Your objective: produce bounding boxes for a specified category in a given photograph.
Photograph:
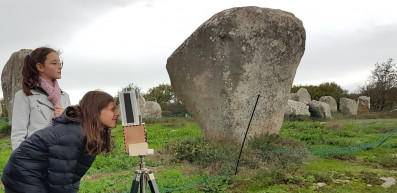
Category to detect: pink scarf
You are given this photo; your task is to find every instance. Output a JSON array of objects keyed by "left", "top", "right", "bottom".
[{"left": 39, "top": 76, "right": 61, "bottom": 106}]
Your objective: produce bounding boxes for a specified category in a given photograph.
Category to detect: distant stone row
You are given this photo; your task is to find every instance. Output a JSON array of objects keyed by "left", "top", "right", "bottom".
[{"left": 285, "top": 88, "right": 370, "bottom": 118}]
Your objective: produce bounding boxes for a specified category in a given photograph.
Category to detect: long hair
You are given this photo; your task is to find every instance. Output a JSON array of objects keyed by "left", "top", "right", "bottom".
[
  {"left": 68, "top": 91, "right": 115, "bottom": 155},
  {"left": 22, "top": 47, "right": 57, "bottom": 95}
]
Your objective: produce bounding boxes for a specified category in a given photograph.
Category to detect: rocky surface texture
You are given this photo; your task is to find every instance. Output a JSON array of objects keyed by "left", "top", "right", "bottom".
[{"left": 167, "top": 6, "right": 305, "bottom": 143}]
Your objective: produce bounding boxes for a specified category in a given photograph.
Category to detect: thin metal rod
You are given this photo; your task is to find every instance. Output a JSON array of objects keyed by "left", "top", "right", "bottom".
[{"left": 235, "top": 94, "right": 260, "bottom": 175}]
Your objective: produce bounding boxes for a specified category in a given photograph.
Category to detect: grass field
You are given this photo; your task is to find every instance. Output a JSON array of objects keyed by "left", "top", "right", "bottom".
[{"left": 0, "top": 115, "right": 396, "bottom": 192}]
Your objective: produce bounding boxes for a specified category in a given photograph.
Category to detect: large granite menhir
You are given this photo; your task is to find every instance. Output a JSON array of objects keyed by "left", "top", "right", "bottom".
[{"left": 166, "top": 7, "right": 305, "bottom": 143}]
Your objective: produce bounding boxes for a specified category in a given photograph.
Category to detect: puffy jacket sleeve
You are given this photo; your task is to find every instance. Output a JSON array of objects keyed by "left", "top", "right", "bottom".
[
  {"left": 72, "top": 154, "right": 96, "bottom": 192},
  {"left": 11, "top": 90, "right": 30, "bottom": 150}
]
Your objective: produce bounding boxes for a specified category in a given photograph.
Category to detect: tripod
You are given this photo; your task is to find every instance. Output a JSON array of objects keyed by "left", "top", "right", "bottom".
[{"left": 130, "top": 155, "right": 159, "bottom": 193}]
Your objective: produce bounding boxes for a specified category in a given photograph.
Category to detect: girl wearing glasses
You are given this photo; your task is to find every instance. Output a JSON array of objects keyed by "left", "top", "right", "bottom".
[
  {"left": 2, "top": 90, "right": 120, "bottom": 193},
  {"left": 11, "top": 47, "right": 71, "bottom": 150}
]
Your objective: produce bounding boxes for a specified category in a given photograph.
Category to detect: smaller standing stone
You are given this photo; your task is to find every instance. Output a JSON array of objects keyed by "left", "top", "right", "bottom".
[
  {"left": 290, "top": 88, "right": 311, "bottom": 104},
  {"left": 285, "top": 99, "right": 310, "bottom": 117},
  {"left": 357, "top": 96, "right": 370, "bottom": 112},
  {"left": 138, "top": 94, "right": 162, "bottom": 119},
  {"left": 308, "top": 100, "right": 331, "bottom": 118},
  {"left": 143, "top": 101, "right": 162, "bottom": 118},
  {"left": 319, "top": 96, "right": 337, "bottom": 112},
  {"left": 1, "top": 49, "right": 32, "bottom": 122},
  {"left": 339, "top": 98, "right": 357, "bottom": 115}
]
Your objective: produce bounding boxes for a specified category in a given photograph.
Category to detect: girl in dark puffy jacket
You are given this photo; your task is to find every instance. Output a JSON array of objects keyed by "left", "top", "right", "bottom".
[{"left": 2, "top": 90, "right": 120, "bottom": 193}]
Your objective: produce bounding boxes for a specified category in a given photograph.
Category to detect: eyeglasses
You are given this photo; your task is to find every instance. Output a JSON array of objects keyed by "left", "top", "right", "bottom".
[{"left": 47, "top": 61, "right": 64, "bottom": 67}]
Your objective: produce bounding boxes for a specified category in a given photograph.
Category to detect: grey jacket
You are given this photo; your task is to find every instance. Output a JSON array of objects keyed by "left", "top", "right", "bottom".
[{"left": 11, "top": 88, "right": 71, "bottom": 150}]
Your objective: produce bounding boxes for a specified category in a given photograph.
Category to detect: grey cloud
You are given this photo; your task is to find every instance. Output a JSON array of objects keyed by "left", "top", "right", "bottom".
[
  {"left": 0, "top": 0, "right": 140, "bottom": 65},
  {"left": 295, "top": 23, "right": 397, "bottom": 89}
]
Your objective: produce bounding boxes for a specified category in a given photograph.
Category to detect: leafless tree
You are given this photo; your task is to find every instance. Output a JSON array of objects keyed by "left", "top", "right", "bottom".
[{"left": 359, "top": 58, "right": 397, "bottom": 111}]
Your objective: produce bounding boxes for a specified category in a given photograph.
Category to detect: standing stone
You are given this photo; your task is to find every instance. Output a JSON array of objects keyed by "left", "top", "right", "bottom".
[
  {"left": 308, "top": 100, "right": 331, "bottom": 118},
  {"left": 138, "top": 93, "right": 146, "bottom": 110},
  {"left": 285, "top": 99, "right": 310, "bottom": 117},
  {"left": 339, "top": 98, "right": 357, "bottom": 115},
  {"left": 357, "top": 96, "right": 370, "bottom": 112},
  {"left": 166, "top": 7, "right": 305, "bottom": 143},
  {"left": 143, "top": 101, "right": 162, "bottom": 118},
  {"left": 1, "top": 49, "right": 31, "bottom": 122},
  {"left": 138, "top": 93, "right": 162, "bottom": 119},
  {"left": 290, "top": 88, "right": 311, "bottom": 104},
  {"left": 319, "top": 96, "right": 337, "bottom": 112}
]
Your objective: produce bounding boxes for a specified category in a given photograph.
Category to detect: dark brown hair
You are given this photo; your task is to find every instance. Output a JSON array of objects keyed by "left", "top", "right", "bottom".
[
  {"left": 22, "top": 47, "right": 57, "bottom": 95},
  {"left": 68, "top": 90, "right": 115, "bottom": 155}
]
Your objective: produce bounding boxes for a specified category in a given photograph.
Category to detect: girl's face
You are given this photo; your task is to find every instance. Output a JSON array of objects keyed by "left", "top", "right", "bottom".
[
  {"left": 99, "top": 101, "right": 120, "bottom": 128},
  {"left": 36, "top": 51, "right": 63, "bottom": 81}
]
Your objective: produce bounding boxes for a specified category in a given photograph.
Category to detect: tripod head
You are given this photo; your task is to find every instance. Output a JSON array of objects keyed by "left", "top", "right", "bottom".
[{"left": 138, "top": 155, "right": 146, "bottom": 170}]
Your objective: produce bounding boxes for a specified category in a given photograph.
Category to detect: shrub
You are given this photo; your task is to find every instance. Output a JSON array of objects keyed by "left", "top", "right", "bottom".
[
  {"left": 363, "top": 154, "right": 397, "bottom": 169},
  {"left": 0, "top": 118, "right": 11, "bottom": 137},
  {"left": 358, "top": 170, "right": 384, "bottom": 185},
  {"left": 255, "top": 170, "right": 287, "bottom": 187},
  {"left": 379, "top": 155, "right": 397, "bottom": 168},
  {"left": 329, "top": 153, "right": 357, "bottom": 161},
  {"left": 164, "top": 137, "right": 238, "bottom": 175},
  {"left": 247, "top": 133, "right": 308, "bottom": 169},
  {"left": 161, "top": 110, "right": 172, "bottom": 117}
]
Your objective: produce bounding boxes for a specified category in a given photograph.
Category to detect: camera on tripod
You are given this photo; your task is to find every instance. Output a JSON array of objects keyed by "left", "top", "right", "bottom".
[
  {"left": 119, "top": 90, "right": 159, "bottom": 193},
  {"left": 119, "top": 90, "right": 153, "bottom": 156}
]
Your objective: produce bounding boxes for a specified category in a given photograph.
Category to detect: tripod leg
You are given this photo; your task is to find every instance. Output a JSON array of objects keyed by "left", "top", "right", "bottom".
[
  {"left": 147, "top": 173, "right": 160, "bottom": 193},
  {"left": 140, "top": 172, "right": 147, "bottom": 193},
  {"left": 131, "top": 173, "right": 141, "bottom": 193}
]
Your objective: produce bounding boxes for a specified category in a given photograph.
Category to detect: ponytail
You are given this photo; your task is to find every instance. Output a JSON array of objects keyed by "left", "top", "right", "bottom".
[
  {"left": 22, "top": 54, "right": 39, "bottom": 95},
  {"left": 66, "top": 106, "right": 83, "bottom": 122}
]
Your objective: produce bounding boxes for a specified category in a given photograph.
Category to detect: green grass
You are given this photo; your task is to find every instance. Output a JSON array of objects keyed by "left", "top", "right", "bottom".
[{"left": 0, "top": 116, "right": 396, "bottom": 192}]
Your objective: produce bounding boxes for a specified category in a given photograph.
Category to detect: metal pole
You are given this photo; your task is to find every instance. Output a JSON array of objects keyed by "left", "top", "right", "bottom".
[{"left": 235, "top": 94, "right": 260, "bottom": 175}]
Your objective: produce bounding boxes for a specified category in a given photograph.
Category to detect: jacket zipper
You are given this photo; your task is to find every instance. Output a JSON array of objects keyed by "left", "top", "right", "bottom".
[{"left": 36, "top": 105, "right": 47, "bottom": 121}]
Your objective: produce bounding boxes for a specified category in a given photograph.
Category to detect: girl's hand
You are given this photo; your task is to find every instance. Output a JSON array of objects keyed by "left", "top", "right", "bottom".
[{"left": 54, "top": 105, "right": 65, "bottom": 116}]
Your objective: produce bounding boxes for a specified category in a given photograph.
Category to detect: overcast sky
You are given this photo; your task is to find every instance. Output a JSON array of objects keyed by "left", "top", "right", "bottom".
[{"left": 1, "top": 0, "right": 396, "bottom": 105}]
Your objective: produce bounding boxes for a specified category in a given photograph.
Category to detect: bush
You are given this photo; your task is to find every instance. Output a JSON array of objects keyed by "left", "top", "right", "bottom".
[
  {"left": 162, "top": 102, "right": 188, "bottom": 115},
  {"left": 164, "top": 137, "right": 238, "bottom": 175},
  {"left": 329, "top": 153, "right": 357, "bottom": 161},
  {"left": 0, "top": 118, "right": 10, "bottom": 137},
  {"left": 363, "top": 154, "right": 397, "bottom": 169},
  {"left": 247, "top": 133, "right": 308, "bottom": 169},
  {"left": 161, "top": 110, "right": 172, "bottom": 117},
  {"left": 358, "top": 170, "right": 384, "bottom": 185}
]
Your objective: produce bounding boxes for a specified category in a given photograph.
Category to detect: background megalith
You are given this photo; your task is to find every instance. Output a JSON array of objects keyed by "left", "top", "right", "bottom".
[
  {"left": 357, "top": 96, "right": 370, "bottom": 112},
  {"left": 339, "top": 98, "right": 357, "bottom": 115},
  {"left": 289, "top": 88, "right": 311, "bottom": 104},
  {"left": 319, "top": 96, "right": 338, "bottom": 113},
  {"left": 166, "top": 6, "right": 305, "bottom": 143},
  {"left": 1, "top": 49, "right": 31, "bottom": 122}
]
